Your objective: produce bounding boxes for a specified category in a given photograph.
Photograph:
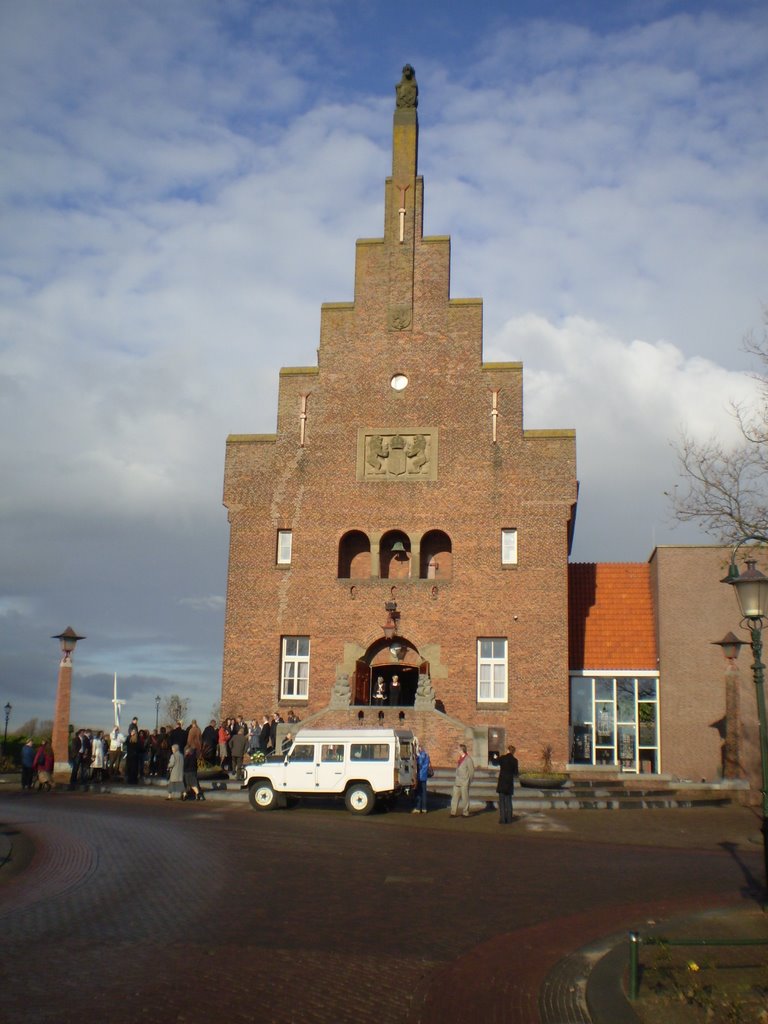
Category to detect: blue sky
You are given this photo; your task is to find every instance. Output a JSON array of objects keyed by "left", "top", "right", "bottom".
[{"left": 1, "top": 0, "right": 766, "bottom": 731}]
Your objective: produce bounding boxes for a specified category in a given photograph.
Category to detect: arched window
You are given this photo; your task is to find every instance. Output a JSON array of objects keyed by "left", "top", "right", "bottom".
[
  {"left": 338, "top": 531, "right": 371, "bottom": 579},
  {"left": 420, "top": 530, "right": 452, "bottom": 579},
  {"left": 379, "top": 530, "right": 411, "bottom": 579}
]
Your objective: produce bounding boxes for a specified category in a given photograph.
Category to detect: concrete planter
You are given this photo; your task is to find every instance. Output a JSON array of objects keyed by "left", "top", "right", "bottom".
[{"left": 519, "top": 773, "right": 568, "bottom": 790}]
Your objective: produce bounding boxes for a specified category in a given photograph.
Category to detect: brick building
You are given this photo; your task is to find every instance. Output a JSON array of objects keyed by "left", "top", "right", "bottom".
[
  {"left": 222, "top": 69, "right": 577, "bottom": 768},
  {"left": 221, "top": 69, "right": 763, "bottom": 788},
  {"left": 568, "top": 547, "right": 762, "bottom": 791}
]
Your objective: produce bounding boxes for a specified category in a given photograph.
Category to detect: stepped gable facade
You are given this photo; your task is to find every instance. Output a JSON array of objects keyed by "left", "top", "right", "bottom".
[{"left": 221, "top": 66, "right": 577, "bottom": 767}]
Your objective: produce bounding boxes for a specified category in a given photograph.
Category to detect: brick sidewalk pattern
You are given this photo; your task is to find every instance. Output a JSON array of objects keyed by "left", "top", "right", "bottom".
[{"left": 1, "top": 792, "right": 764, "bottom": 1024}]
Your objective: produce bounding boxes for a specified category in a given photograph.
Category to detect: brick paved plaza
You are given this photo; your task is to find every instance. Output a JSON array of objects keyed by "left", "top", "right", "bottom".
[{"left": 0, "top": 791, "right": 764, "bottom": 1024}]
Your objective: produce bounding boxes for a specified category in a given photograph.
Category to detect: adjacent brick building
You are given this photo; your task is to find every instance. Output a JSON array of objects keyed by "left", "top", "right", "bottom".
[{"left": 567, "top": 547, "right": 762, "bottom": 791}]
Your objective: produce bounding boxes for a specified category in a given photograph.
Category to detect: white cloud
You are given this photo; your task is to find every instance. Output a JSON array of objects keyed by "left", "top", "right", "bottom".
[
  {"left": 489, "top": 313, "right": 761, "bottom": 559},
  {"left": 0, "top": 597, "right": 34, "bottom": 618},
  {"left": 179, "top": 595, "right": 226, "bottom": 612}
]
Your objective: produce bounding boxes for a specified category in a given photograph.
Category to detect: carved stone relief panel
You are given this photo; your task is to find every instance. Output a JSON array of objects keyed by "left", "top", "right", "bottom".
[
  {"left": 387, "top": 303, "right": 412, "bottom": 331},
  {"left": 357, "top": 428, "right": 438, "bottom": 482}
]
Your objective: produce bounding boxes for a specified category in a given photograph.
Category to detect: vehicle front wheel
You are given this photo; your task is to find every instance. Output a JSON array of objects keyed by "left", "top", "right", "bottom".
[
  {"left": 248, "top": 780, "right": 277, "bottom": 811},
  {"left": 345, "top": 783, "right": 374, "bottom": 815}
]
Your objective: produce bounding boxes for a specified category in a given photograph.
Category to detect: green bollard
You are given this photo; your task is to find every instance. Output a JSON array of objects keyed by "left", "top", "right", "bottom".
[{"left": 629, "top": 931, "right": 640, "bottom": 1000}]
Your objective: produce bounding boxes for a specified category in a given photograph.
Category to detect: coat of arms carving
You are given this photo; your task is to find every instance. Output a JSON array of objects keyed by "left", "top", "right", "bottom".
[{"left": 358, "top": 429, "right": 437, "bottom": 481}]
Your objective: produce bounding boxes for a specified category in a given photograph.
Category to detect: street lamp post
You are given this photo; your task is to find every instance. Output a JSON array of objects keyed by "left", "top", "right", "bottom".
[
  {"left": 155, "top": 695, "right": 161, "bottom": 731},
  {"left": 2, "top": 702, "right": 11, "bottom": 754},
  {"left": 722, "top": 537, "right": 768, "bottom": 893},
  {"left": 51, "top": 627, "right": 86, "bottom": 778}
]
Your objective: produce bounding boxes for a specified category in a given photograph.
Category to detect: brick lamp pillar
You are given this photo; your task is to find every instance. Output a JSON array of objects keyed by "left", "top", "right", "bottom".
[
  {"left": 712, "top": 631, "right": 746, "bottom": 779},
  {"left": 51, "top": 627, "right": 86, "bottom": 778}
]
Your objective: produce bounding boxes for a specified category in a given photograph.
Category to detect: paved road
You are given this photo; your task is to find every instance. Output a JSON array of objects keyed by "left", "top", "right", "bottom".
[{"left": 0, "top": 792, "right": 763, "bottom": 1024}]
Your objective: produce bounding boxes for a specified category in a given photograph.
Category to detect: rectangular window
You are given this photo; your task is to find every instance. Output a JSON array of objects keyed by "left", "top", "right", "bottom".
[
  {"left": 477, "top": 638, "right": 508, "bottom": 702},
  {"left": 351, "top": 743, "right": 390, "bottom": 762},
  {"left": 281, "top": 636, "right": 309, "bottom": 699},
  {"left": 321, "top": 744, "right": 345, "bottom": 762},
  {"left": 277, "top": 530, "right": 293, "bottom": 565},
  {"left": 288, "top": 743, "right": 314, "bottom": 762},
  {"left": 501, "top": 528, "right": 518, "bottom": 565}
]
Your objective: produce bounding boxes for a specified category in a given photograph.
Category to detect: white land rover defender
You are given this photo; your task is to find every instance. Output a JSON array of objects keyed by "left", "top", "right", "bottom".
[{"left": 241, "top": 728, "right": 416, "bottom": 815}]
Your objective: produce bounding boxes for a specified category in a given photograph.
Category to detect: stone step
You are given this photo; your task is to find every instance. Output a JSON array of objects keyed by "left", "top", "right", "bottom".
[
  {"left": 428, "top": 790, "right": 733, "bottom": 811},
  {"left": 426, "top": 769, "right": 740, "bottom": 810}
]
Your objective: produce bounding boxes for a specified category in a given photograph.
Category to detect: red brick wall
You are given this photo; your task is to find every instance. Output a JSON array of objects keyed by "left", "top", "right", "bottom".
[{"left": 650, "top": 545, "right": 761, "bottom": 789}]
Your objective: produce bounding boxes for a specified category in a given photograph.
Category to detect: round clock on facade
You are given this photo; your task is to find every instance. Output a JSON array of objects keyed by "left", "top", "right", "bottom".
[{"left": 390, "top": 374, "right": 409, "bottom": 391}]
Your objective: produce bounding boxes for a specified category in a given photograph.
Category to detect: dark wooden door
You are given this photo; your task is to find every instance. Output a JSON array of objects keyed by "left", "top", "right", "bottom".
[{"left": 353, "top": 659, "right": 370, "bottom": 705}]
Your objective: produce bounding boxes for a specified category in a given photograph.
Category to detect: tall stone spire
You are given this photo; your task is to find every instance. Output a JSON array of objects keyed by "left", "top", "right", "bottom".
[{"left": 385, "top": 64, "right": 422, "bottom": 331}]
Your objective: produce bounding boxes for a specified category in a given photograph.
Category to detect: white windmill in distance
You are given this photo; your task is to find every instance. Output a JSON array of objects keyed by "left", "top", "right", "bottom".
[{"left": 112, "top": 673, "right": 126, "bottom": 729}]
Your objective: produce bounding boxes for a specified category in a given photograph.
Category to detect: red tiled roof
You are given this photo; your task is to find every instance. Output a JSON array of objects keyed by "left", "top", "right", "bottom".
[{"left": 568, "top": 563, "right": 657, "bottom": 670}]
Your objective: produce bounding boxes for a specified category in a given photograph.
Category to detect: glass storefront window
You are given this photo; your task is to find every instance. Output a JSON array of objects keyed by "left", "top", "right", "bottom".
[
  {"left": 618, "top": 725, "right": 636, "bottom": 765},
  {"left": 638, "top": 703, "right": 657, "bottom": 746},
  {"left": 570, "top": 677, "right": 593, "bottom": 764},
  {"left": 638, "top": 678, "right": 657, "bottom": 700},
  {"left": 617, "top": 679, "right": 635, "bottom": 722},
  {"left": 570, "top": 677, "right": 592, "bottom": 725},
  {"left": 569, "top": 674, "right": 659, "bottom": 773},
  {"left": 595, "top": 701, "right": 614, "bottom": 741},
  {"left": 595, "top": 678, "right": 613, "bottom": 700}
]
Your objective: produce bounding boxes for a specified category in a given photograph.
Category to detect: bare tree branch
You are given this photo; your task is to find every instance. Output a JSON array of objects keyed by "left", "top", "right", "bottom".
[{"left": 670, "top": 312, "right": 768, "bottom": 543}]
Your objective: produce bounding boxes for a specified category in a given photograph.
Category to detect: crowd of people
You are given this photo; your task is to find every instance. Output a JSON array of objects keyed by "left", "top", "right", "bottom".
[
  {"left": 18, "top": 708, "right": 302, "bottom": 793},
  {"left": 19, "top": 714, "right": 515, "bottom": 822}
]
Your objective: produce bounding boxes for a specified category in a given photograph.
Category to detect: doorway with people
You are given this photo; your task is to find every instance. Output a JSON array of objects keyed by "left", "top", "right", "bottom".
[{"left": 352, "top": 640, "right": 426, "bottom": 708}]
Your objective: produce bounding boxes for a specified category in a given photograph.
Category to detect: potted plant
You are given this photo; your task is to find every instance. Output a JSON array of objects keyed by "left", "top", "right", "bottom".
[{"left": 519, "top": 743, "right": 569, "bottom": 789}]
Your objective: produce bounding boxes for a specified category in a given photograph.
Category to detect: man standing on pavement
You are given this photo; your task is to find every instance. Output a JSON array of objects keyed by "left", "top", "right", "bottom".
[
  {"left": 168, "top": 719, "right": 188, "bottom": 753},
  {"left": 256, "top": 715, "right": 269, "bottom": 753},
  {"left": 450, "top": 742, "right": 475, "bottom": 817},
  {"left": 229, "top": 726, "right": 248, "bottom": 775},
  {"left": 21, "top": 739, "right": 36, "bottom": 790},
  {"left": 201, "top": 720, "right": 218, "bottom": 764},
  {"left": 496, "top": 744, "right": 518, "bottom": 824},
  {"left": 69, "top": 728, "right": 92, "bottom": 790}
]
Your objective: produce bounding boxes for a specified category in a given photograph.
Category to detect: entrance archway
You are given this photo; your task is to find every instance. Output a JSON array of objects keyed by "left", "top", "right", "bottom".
[{"left": 352, "top": 637, "right": 426, "bottom": 708}]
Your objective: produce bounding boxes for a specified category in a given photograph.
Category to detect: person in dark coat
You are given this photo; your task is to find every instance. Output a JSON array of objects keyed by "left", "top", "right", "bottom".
[
  {"left": 168, "top": 720, "right": 188, "bottom": 753},
  {"left": 496, "top": 744, "right": 519, "bottom": 824},
  {"left": 201, "top": 720, "right": 218, "bottom": 765},
  {"left": 259, "top": 715, "right": 271, "bottom": 753},
  {"left": 268, "top": 713, "right": 282, "bottom": 752},
  {"left": 124, "top": 729, "right": 144, "bottom": 785},
  {"left": 389, "top": 674, "right": 401, "bottom": 706},
  {"left": 69, "top": 729, "right": 92, "bottom": 790},
  {"left": 182, "top": 744, "right": 204, "bottom": 801},
  {"left": 21, "top": 739, "right": 36, "bottom": 790}
]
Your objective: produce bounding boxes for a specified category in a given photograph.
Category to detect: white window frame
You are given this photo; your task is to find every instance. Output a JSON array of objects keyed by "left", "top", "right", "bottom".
[
  {"left": 477, "top": 637, "right": 508, "bottom": 703},
  {"left": 277, "top": 529, "right": 293, "bottom": 565},
  {"left": 501, "top": 528, "right": 518, "bottom": 565},
  {"left": 569, "top": 671, "right": 661, "bottom": 773},
  {"left": 281, "top": 636, "right": 309, "bottom": 699}
]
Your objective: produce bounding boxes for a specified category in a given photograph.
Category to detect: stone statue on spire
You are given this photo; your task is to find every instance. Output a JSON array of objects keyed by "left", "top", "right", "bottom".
[{"left": 395, "top": 64, "right": 418, "bottom": 109}]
